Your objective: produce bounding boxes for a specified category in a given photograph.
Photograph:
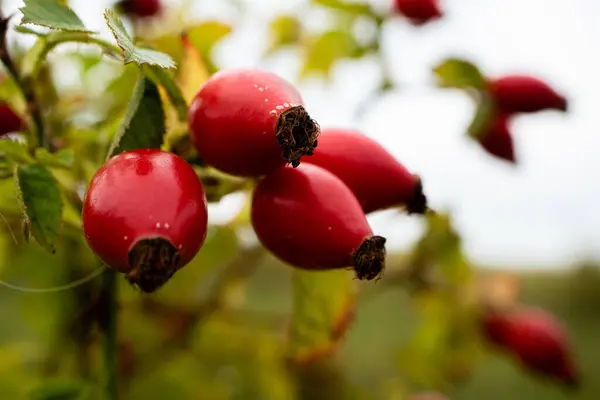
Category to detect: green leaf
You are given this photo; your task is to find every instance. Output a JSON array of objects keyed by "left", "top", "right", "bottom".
[
  {"left": 267, "top": 15, "right": 302, "bottom": 54},
  {"left": 107, "top": 77, "right": 166, "bottom": 159},
  {"left": 301, "top": 31, "right": 358, "bottom": 78},
  {"left": 15, "top": 163, "right": 63, "bottom": 253},
  {"left": 34, "top": 148, "right": 74, "bottom": 169},
  {"left": 288, "top": 269, "right": 358, "bottom": 364},
  {"left": 433, "top": 58, "right": 487, "bottom": 90},
  {"left": 143, "top": 66, "right": 187, "bottom": 121},
  {"left": 19, "top": 0, "right": 90, "bottom": 32},
  {"left": 186, "top": 21, "right": 232, "bottom": 57},
  {"left": 312, "top": 0, "right": 371, "bottom": 15},
  {"left": 0, "top": 139, "right": 35, "bottom": 164},
  {"left": 104, "top": 9, "right": 175, "bottom": 69}
]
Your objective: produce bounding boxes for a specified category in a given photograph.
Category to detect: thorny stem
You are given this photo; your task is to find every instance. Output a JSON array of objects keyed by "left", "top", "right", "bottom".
[{"left": 0, "top": 15, "right": 47, "bottom": 150}]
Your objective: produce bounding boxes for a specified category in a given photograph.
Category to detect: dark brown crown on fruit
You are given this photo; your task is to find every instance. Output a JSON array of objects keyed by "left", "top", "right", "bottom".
[
  {"left": 406, "top": 176, "right": 430, "bottom": 215},
  {"left": 127, "top": 237, "right": 181, "bottom": 293},
  {"left": 276, "top": 105, "right": 320, "bottom": 168},
  {"left": 352, "top": 235, "right": 387, "bottom": 281}
]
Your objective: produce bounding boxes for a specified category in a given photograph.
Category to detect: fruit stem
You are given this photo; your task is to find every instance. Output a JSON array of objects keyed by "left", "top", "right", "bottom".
[
  {"left": 276, "top": 105, "right": 320, "bottom": 168},
  {"left": 100, "top": 268, "right": 119, "bottom": 400},
  {"left": 352, "top": 235, "right": 387, "bottom": 281}
]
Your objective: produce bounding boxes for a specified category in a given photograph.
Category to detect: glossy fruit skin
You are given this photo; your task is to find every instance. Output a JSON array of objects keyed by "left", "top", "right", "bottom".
[
  {"left": 394, "top": 0, "right": 443, "bottom": 25},
  {"left": 482, "top": 308, "right": 578, "bottom": 387},
  {"left": 188, "top": 68, "right": 307, "bottom": 177},
  {"left": 0, "top": 103, "right": 23, "bottom": 136},
  {"left": 478, "top": 114, "right": 516, "bottom": 163},
  {"left": 118, "top": 0, "right": 161, "bottom": 18},
  {"left": 490, "top": 75, "right": 567, "bottom": 114},
  {"left": 251, "top": 163, "right": 379, "bottom": 272},
  {"left": 82, "top": 149, "right": 208, "bottom": 274},
  {"left": 303, "top": 128, "right": 425, "bottom": 214}
]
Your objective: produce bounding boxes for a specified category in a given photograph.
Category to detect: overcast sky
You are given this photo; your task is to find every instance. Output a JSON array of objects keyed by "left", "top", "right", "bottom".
[{"left": 3, "top": 0, "right": 600, "bottom": 269}]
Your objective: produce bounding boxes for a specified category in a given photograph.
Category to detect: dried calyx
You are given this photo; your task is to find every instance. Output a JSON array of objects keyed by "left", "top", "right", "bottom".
[
  {"left": 127, "top": 237, "right": 181, "bottom": 293},
  {"left": 406, "top": 176, "right": 430, "bottom": 215},
  {"left": 276, "top": 105, "right": 320, "bottom": 168},
  {"left": 352, "top": 235, "right": 387, "bottom": 281}
]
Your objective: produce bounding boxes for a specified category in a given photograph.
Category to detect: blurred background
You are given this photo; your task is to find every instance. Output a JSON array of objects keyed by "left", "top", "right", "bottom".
[{"left": 1, "top": 0, "right": 600, "bottom": 399}]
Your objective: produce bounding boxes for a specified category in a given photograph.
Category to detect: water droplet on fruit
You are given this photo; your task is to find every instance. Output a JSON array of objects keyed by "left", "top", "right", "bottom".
[
  {"left": 275, "top": 105, "right": 283, "bottom": 110},
  {"left": 124, "top": 236, "right": 128, "bottom": 240},
  {"left": 264, "top": 99, "right": 268, "bottom": 102},
  {"left": 164, "top": 223, "right": 170, "bottom": 229},
  {"left": 156, "top": 222, "right": 161, "bottom": 228},
  {"left": 258, "top": 87, "right": 264, "bottom": 92},
  {"left": 178, "top": 244, "right": 183, "bottom": 250},
  {"left": 283, "top": 103, "right": 289, "bottom": 107}
]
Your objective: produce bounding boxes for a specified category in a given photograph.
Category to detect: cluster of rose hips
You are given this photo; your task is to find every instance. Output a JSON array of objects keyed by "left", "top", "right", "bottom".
[
  {"left": 82, "top": 68, "right": 429, "bottom": 293},
  {"left": 477, "top": 76, "right": 567, "bottom": 163}
]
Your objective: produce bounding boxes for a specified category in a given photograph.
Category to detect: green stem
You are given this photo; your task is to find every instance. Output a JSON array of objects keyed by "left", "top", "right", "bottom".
[{"left": 100, "top": 268, "right": 119, "bottom": 400}]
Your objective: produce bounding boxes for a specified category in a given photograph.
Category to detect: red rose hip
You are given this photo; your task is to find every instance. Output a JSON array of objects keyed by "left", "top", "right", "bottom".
[
  {"left": 251, "top": 163, "right": 387, "bottom": 280},
  {"left": 82, "top": 149, "right": 208, "bottom": 293},
  {"left": 477, "top": 114, "right": 516, "bottom": 163},
  {"left": 490, "top": 75, "right": 568, "bottom": 114},
  {"left": 303, "top": 128, "right": 428, "bottom": 214},
  {"left": 482, "top": 307, "right": 579, "bottom": 387},
  {"left": 394, "top": 0, "right": 443, "bottom": 25},
  {"left": 0, "top": 102, "right": 23, "bottom": 136},
  {"left": 188, "top": 68, "right": 320, "bottom": 177},
  {"left": 117, "top": 0, "right": 162, "bottom": 18}
]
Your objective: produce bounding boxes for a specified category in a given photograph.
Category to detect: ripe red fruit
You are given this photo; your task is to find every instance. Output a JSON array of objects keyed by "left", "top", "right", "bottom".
[
  {"left": 490, "top": 75, "right": 568, "bottom": 114},
  {"left": 188, "top": 68, "right": 320, "bottom": 177},
  {"left": 117, "top": 0, "right": 162, "bottom": 19},
  {"left": 482, "top": 308, "right": 579, "bottom": 387},
  {"left": 82, "top": 149, "right": 208, "bottom": 293},
  {"left": 0, "top": 103, "right": 23, "bottom": 136},
  {"left": 303, "top": 128, "right": 428, "bottom": 215},
  {"left": 394, "top": 0, "right": 443, "bottom": 25},
  {"left": 477, "top": 114, "right": 516, "bottom": 163},
  {"left": 251, "top": 163, "right": 387, "bottom": 280}
]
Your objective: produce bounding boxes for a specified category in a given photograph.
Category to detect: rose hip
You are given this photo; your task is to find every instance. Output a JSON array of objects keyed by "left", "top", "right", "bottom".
[
  {"left": 251, "top": 163, "right": 387, "bottom": 281},
  {"left": 117, "top": 0, "right": 162, "bottom": 19},
  {"left": 188, "top": 68, "right": 320, "bottom": 177},
  {"left": 478, "top": 114, "right": 516, "bottom": 163},
  {"left": 0, "top": 102, "right": 23, "bottom": 136},
  {"left": 82, "top": 149, "right": 208, "bottom": 293},
  {"left": 303, "top": 128, "right": 428, "bottom": 214},
  {"left": 482, "top": 307, "right": 579, "bottom": 387},
  {"left": 394, "top": 0, "right": 443, "bottom": 25},
  {"left": 490, "top": 75, "right": 568, "bottom": 114}
]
